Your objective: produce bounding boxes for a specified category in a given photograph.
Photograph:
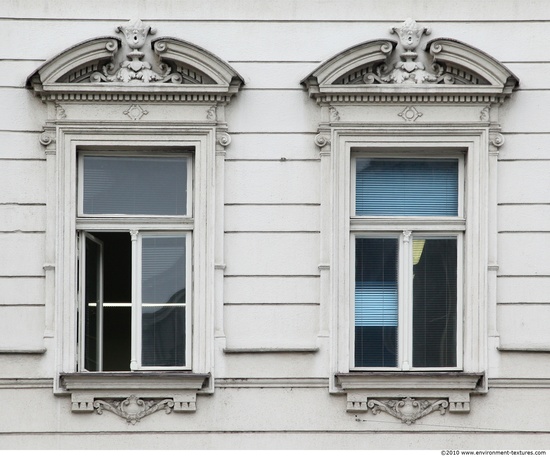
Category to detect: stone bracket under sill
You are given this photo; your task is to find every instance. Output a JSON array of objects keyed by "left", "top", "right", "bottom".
[
  {"left": 60, "top": 372, "right": 210, "bottom": 422},
  {"left": 336, "top": 372, "right": 483, "bottom": 419}
]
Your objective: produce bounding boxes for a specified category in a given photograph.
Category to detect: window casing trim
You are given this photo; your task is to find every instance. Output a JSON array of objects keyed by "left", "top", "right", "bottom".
[
  {"left": 328, "top": 128, "right": 490, "bottom": 394},
  {"left": 53, "top": 127, "right": 217, "bottom": 395}
]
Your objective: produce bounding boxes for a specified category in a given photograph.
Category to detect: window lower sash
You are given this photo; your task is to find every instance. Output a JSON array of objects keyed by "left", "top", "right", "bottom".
[{"left": 352, "top": 232, "right": 462, "bottom": 371}]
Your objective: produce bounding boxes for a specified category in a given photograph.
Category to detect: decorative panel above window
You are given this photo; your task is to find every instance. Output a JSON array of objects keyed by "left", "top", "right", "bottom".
[
  {"left": 28, "top": 19, "right": 243, "bottom": 421},
  {"left": 303, "top": 18, "right": 518, "bottom": 422}
]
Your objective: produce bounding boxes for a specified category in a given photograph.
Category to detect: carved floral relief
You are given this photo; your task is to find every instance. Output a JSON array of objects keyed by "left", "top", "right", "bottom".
[
  {"left": 367, "top": 397, "right": 449, "bottom": 425},
  {"left": 93, "top": 395, "right": 175, "bottom": 424},
  {"left": 90, "top": 19, "right": 185, "bottom": 84},
  {"left": 341, "top": 19, "right": 466, "bottom": 86}
]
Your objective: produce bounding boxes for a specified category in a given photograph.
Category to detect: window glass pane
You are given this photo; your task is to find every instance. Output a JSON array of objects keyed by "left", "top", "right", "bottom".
[
  {"left": 356, "top": 158, "right": 458, "bottom": 216},
  {"left": 83, "top": 155, "right": 188, "bottom": 215},
  {"left": 355, "top": 237, "right": 398, "bottom": 368},
  {"left": 141, "top": 235, "right": 186, "bottom": 367},
  {"left": 412, "top": 237, "right": 457, "bottom": 367}
]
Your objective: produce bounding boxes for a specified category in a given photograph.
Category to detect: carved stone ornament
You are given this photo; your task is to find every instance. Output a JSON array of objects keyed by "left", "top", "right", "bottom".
[
  {"left": 39, "top": 132, "right": 53, "bottom": 146},
  {"left": 368, "top": 397, "right": 449, "bottom": 425},
  {"left": 207, "top": 105, "right": 217, "bottom": 120},
  {"left": 94, "top": 395, "right": 174, "bottom": 424},
  {"left": 123, "top": 104, "right": 148, "bottom": 121},
  {"left": 27, "top": 20, "right": 244, "bottom": 103},
  {"left": 364, "top": 19, "right": 453, "bottom": 85},
  {"left": 217, "top": 132, "right": 232, "bottom": 147},
  {"left": 398, "top": 106, "right": 423, "bottom": 122},
  {"left": 490, "top": 132, "right": 505, "bottom": 148},
  {"left": 90, "top": 19, "right": 183, "bottom": 84},
  {"left": 301, "top": 19, "right": 519, "bottom": 104},
  {"left": 480, "top": 105, "right": 490, "bottom": 121},
  {"left": 314, "top": 133, "right": 331, "bottom": 148}
]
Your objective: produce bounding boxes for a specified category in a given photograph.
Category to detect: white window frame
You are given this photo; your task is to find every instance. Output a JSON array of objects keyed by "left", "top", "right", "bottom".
[
  {"left": 76, "top": 150, "right": 194, "bottom": 371},
  {"left": 350, "top": 152, "right": 465, "bottom": 371},
  {"left": 78, "top": 229, "right": 193, "bottom": 372},
  {"left": 329, "top": 128, "right": 490, "bottom": 393},
  {"left": 135, "top": 231, "right": 193, "bottom": 371},
  {"left": 53, "top": 127, "right": 218, "bottom": 394},
  {"left": 350, "top": 232, "right": 464, "bottom": 371}
]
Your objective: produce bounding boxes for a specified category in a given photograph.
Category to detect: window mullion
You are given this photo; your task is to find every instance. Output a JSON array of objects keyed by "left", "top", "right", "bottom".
[
  {"left": 130, "top": 229, "right": 140, "bottom": 371},
  {"left": 401, "top": 230, "right": 413, "bottom": 371}
]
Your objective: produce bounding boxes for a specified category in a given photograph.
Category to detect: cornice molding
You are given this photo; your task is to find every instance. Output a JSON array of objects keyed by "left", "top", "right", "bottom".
[
  {"left": 27, "top": 19, "right": 244, "bottom": 103},
  {"left": 302, "top": 19, "right": 519, "bottom": 105}
]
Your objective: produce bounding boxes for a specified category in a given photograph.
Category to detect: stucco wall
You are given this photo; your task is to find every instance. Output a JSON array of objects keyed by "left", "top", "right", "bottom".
[{"left": 1, "top": 0, "right": 550, "bottom": 449}]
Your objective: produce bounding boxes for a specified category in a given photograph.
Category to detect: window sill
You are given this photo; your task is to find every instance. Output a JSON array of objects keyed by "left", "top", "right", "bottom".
[
  {"left": 60, "top": 372, "right": 210, "bottom": 420},
  {"left": 335, "top": 372, "right": 483, "bottom": 417}
]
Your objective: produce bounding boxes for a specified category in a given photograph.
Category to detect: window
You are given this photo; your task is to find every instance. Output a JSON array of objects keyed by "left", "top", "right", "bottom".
[
  {"left": 352, "top": 156, "right": 463, "bottom": 370},
  {"left": 27, "top": 18, "right": 244, "bottom": 415},
  {"left": 78, "top": 152, "right": 193, "bottom": 371},
  {"left": 302, "top": 19, "right": 518, "bottom": 415}
]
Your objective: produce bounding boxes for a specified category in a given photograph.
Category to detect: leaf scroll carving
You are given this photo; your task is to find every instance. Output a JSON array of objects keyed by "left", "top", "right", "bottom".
[
  {"left": 93, "top": 395, "right": 175, "bottom": 424},
  {"left": 367, "top": 397, "right": 449, "bottom": 425}
]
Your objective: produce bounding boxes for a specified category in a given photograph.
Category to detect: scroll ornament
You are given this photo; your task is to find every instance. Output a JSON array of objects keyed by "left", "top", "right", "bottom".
[{"left": 90, "top": 19, "right": 183, "bottom": 84}]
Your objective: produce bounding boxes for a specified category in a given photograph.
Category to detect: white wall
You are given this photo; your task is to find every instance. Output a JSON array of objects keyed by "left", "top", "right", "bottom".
[{"left": 1, "top": 0, "right": 550, "bottom": 449}]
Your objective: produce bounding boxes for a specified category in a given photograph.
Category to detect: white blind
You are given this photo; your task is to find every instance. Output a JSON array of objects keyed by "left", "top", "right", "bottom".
[
  {"left": 356, "top": 158, "right": 458, "bottom": 216},
  {"left": 82, "top": 155, "right": 188, "bottom": 215}
]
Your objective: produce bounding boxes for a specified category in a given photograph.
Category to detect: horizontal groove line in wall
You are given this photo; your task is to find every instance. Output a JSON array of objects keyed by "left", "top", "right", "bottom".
[
  {"left": 225, "top": 275, "right": 320, "bottom": 278},
  {"left": 215, "top": 377, "right": 329, "bottom": 388},
  {"left": 225, "top": 203, "right": 320, "bottom": 206},
  {"left": 499, "top": 159, "right": 550, "bottom": 162},
  {"left": 4, "top": 86, "right": 550, "bottom": 92},
  {"left": 498, "top": 275, "right": 550, "bottom": 278},
  {"left": 498, "top": 231, "right": 550, "bottom": 234},
  {"left": 224, "top": 347, "right": 319, "bottom": 354},
  {"left": 1, "top": 429, "right": 550, "bottom": 436},
  {"left": 3, "top": 17, "right": 550, "bottom": 23},
  {"left": 489, "top": 380, "right": 550, "bottom": 388},
  {"left": 228, "top": 132, "right": 317, "bottom": 135},
  {"left": 224, "top": 231, "right": 320, "bottom": 234},
  {"left": 224, "top": 159, "right": 320, "bottom": 162},
  {"left": 497, "top": 302, "right": 550, "bottom": 306},
  {"left": 0, "top": 230, "right": 45, "bottom": 234},
  {"left": 0, "top": 303, "right": 45, "bottom": 307},
  {"left": 230, "top": 61, "right": 321, "bottom": 64},
  {"left": 0, "top": 158, "right": 46, "bottom": 162},
  {"left": 0, "top": 203, "right": 46, "bottom": 206},
  {"left": 240, "top": 88, "right": 304, "bottom": 91},
  {"left": 0, "top": 275, "right": 45, "bottom": 279},
  {"left": 0, "top": 58, "right": 44, "bottom": 62},
  {"left": 501, "top": 132, "right": 550, "bottom": 135},
  {"left": 224, "top": 302, "right": 320, "bottom": 306},
  {"left": 0, "top": 348, "right": 46, "bottom": 354},
  {"left": 0, "top": 130, "right": 43, "bottom": 134},
  {"left": 498, "top": 203, "right": 550, "bottom": 206},
  {"left": 503, "top": 61, "right": 550, "bottom": 64},
  {"left": 0, "top": 231, "right": 45, "bottom": 235},
  {"left": 0, "top": 378, "right": 52, "bottom": 389}
]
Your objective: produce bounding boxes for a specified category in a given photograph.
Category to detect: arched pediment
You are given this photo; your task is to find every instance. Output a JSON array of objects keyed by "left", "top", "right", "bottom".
[
  {"left": 301, "top": 40, "right": 397, "bottom": 93},
  {"left": 302, "top": 19, "right": 518, "bottom": 103},
  {"left": 27, "top": 19, "right": 244, "bottom": 102},
  {"left": 426, "top": 38, "right": 518, "bottom": 93}
]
